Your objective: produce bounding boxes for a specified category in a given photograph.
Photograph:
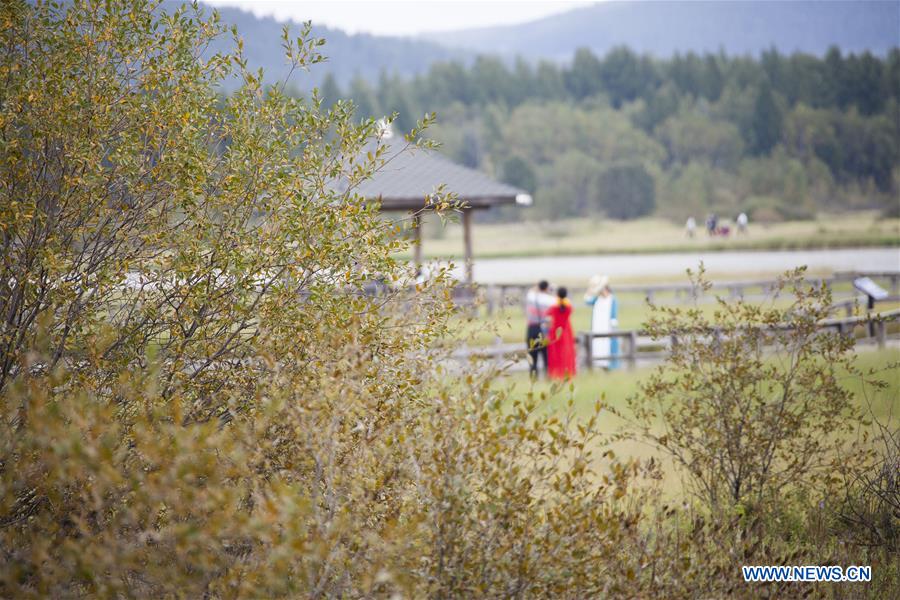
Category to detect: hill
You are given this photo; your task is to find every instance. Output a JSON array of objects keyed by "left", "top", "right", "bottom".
[
  {"left": 167, "top": 2, "right": 468, "bottom": 91},
  {"left": 428, "top": 1, "right": 900, "bottom": 60},
  {"left": 172, "top": 1, "right": 898, "bottom": 91}
]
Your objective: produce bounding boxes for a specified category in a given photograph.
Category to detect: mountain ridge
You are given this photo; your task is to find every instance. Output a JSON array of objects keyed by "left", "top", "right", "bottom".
[
  {"left": 174, "top": 1, "right": 899, "bottom": 91},
  {"left": 173, "top": 2, "right": 469, "bottom": 91},
  {"left": 426, "top": 1, "right": 900, "bottom": 60}
]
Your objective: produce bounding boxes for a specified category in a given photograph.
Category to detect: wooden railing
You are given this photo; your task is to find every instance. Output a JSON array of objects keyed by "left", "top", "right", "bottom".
[
  {"left": 829, "top": 295, "right": 900, "bottom": 316},
  {"left": 450, "top": 309, "right": 900, "bottom": 371},
  {"left": 577, "top": 308, "right": 900, "bottom": 370},
  {"left": 481, "top": 271, "right": 900, "bottom": 315}
]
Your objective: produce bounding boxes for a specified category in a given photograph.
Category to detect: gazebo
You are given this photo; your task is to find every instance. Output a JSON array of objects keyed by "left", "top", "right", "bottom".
[{"left": 348, "top": 132, "right": 532, "bottom": 283}]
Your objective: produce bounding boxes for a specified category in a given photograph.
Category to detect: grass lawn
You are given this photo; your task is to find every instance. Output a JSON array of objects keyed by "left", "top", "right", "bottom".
[
  {"left": 404, "top": 212, "right": 900, "bottom": 259},
  {"left": 492, "top": 348, "right": 899, "bottom": 496},
  {"left": 498, "top": 347, "right": 898, "bottom": 422}
]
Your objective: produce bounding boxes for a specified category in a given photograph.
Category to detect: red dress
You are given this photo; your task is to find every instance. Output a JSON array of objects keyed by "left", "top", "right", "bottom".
[{"left": 546, "top": 301, "right": 576, "bottom": 379}]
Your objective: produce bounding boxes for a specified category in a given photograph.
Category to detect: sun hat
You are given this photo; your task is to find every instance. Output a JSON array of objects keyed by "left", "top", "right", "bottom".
[{"left": 587, "top": 274, "right": 609, "bottom": 297}]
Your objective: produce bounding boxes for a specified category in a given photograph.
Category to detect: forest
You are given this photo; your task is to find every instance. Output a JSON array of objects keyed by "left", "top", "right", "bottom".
[{"left": 320, "top": 46, "right": 900, "bottom": 221}]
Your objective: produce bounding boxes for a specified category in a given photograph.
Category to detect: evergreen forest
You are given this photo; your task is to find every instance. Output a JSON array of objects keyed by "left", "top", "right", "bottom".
[{"left": 322, "top": 47, "right": 900, "bottom": 222}]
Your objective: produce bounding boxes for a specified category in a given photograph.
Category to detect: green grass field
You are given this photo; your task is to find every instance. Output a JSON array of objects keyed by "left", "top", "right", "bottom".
[
  {"left": 499, "top": 348, "right": 898, "bottom": 422},
  {"left": 492, "top": 348, "right": 899, "bottom": 495},
  {"left": 406, "top": 212, "right": 900, "bottom": 259}
]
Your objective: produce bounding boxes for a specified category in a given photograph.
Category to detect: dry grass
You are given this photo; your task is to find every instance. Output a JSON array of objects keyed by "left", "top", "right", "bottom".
[{"left": 406, "top": 212, "right": 900, "bottom": 259}]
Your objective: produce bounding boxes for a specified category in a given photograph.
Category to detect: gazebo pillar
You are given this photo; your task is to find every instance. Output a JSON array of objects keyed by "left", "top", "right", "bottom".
[{"left": 462, "top": 209, "right": 473, "bottom": 284}]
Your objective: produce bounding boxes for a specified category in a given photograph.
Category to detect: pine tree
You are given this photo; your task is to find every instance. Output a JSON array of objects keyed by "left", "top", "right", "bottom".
[
  {"left": 349, "top": 75, "right": 380, "bottom": 118},
  {"left": 565, "top": 48, "right": 603, "bottom": 100},
  {"left": 318, "top": 72, "right": 342, "bottom": 109},
  {"left": 749, "top": 79, "right": 783, "bottom": 155}
]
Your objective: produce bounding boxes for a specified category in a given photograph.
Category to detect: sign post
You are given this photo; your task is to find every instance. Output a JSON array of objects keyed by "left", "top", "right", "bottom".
[{"left": 853, "top": 277, "right": 889, "bottom": 337}]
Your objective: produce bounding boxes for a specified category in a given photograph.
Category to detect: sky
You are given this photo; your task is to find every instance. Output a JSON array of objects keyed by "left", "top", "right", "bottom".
[{"left": 203, "top": 1, "right": 594, "bottom": 37}]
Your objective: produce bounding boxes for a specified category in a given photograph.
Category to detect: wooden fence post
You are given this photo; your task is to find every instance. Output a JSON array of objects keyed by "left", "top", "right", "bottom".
[
  {"left": 627, "top": 331, "right": 638, "bottom": 370},
  {"left": 876, "top": 320, "right": 886, "bottom": 348},
  {"left": 583, "top": 333, "right": 593, "bottom": 371}
]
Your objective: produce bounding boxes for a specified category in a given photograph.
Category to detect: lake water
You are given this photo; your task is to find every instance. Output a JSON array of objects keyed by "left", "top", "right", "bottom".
[{"left": 453, "top": 247, "right": 900, "bottom": 284}]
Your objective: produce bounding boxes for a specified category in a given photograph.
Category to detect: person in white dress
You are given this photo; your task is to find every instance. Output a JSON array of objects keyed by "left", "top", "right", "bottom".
[{"left": 584, "top": 275, "right": 619, "bottom": 369}]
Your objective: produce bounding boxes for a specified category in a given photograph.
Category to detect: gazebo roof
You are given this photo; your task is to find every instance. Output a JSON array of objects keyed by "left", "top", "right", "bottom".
[
  {"left": 330, "top": 129, "right": 532, "bottom": 283},
  {"left": 348, "top": 140, "right": 532, "bottom": 211}
]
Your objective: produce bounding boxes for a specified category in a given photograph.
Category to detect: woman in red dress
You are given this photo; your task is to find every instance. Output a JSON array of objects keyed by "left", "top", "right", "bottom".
[{"left": 546, "top": 287, "right": 576, "bottom": 379}]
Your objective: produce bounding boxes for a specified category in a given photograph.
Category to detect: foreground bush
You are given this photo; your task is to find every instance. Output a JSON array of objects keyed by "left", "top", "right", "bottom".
[
  {"left": 617, "top": 267, "right": 898, "bottom": 598},
  {"left": 624, "top": 267, "right": 870, "bottom": 513},
  {"left": 0, "top": 2, "right": 653, "bottom": 596},
  {"left": 3, "top": 338, "right": 663, "bottom": 597}
]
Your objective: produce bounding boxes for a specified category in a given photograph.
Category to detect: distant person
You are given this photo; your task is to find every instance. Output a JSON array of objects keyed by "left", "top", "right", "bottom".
[
  {"left": 584, "top": 275, "right": 619, "bottom": 370},
  {"left": 685, "top": 216, "right": 697, "bottom": 238},
  {"left": 525, "top": 280, "right": 555, "bottom": 377},
  {"left": 546, "top": 287, "right": 577, "bottom": 379},
  {"left": 706, "top": 213, "right": 718, "bottom": 236},
  {"left": 737, "top": 212, "right": 748, "bottom": 234}
]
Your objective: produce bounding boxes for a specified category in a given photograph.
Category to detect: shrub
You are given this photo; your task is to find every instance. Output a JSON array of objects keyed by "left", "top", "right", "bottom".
[
  {"left": 619, "top": 266, "right": 871, "bottom": 515},
  {"left": 611, "top": 266, "right": 897, "bottom": 599},
  {"left": 835, "top": 368, "right": 900, "bottom": 555},
  {"left": 0, "top": 2, "right": 658, "bottom": 596}
]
